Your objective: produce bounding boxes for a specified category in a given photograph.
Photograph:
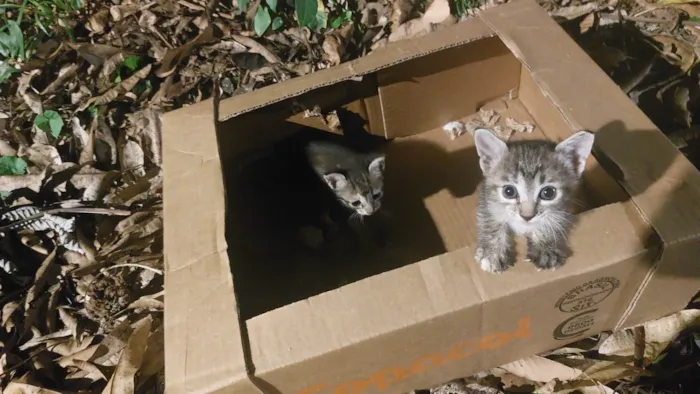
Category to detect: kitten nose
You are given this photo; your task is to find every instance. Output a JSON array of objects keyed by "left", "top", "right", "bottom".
[{"left": 520, "top": 212, "right": 535, "bottom": 221}]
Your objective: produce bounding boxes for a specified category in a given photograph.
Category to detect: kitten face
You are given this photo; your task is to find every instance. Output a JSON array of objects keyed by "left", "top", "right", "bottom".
[
  {"left": 306, "top": 141, "right": 386, "bottom": 216},
  {"left": 322, "top": 156, "right": 385, "bottom": 216},
  {"left": 474, "top": 129, "right": 594, "bottom": 235}
]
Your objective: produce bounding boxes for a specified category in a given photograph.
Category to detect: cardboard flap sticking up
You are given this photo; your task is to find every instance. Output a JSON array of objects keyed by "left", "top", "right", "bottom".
[{"left": 163, "top": 102, "right": 253, "bottom": 392}]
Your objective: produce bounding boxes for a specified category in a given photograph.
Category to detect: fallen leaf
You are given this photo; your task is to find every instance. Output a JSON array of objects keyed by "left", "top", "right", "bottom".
[
  {"left": 120, "top": 139, "right": 146, "bottom": 177},
  {"left": 135, "top": 324, "right": 164, "bottom": 390},
  {"left": 550, "top": 4, "right": 600, "bottom": 20},
  {"left": 651, "top": 35, "right": 697, "bottom": 72},
  {"left": 25, "top": 250, "right": 58, "bottom": 311},
  {"left": 0, "top": 156, "right": 28, "bottom": 175},
  {"left": 70, "top": 43, "right": 123, "bottom": 67},
  {"left": 673, "top": 86, "right": 692, "bottom": 127},
  {"left": 0, "top": 174, "right": 44, "bottom": 193},
  {"left": 579, "top": 12, "right": 596, "bottom": 33},
  {"left": 22, "top": 143, "right": 62, "bottom": 169},
  {"left": 156, "top": 26, "right": 217, "bottom": 78},
  {"left": 82, "top": 64, "right": 152, "bottom": 109},
  {"left": 500, "top": 355, "right": 582, "bottom": 383},
  {"left": 323, "top": 33, "right": 343, "bottom": 65},
  {"left": 88, "top": 8, "right": 110, "bottom": 33},
  {"left": 102, "top": 315, "right": 153, "bottom": 393},
  {"left": 93, "top": 114, "right": 118, "bottom": 166},
  {"left": 389, "top": 0, "right": 451, "bottom": 41},
  {"left": 4, "top": 382, "right": 63, "bottom": 394},
  {"left": 126, "top": 108, "right": 162, "bottom": 166},
  {"left": 41, "top": 63, "right": 79, "bottom": 95},
  {"left": 599, "top": 309, "right": 700, "bottom": 363}
]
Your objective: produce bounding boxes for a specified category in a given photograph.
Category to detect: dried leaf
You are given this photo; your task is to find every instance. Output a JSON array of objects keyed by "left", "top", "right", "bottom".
[
  {"left": 120, "top": 139, "right": 146, "bottom": 177},
  {"left": 4, "top": 382, "right": 63, "bottom": 394},
  {"left": 651, "top": 35, "right": 697, "bottom": 72},
  {"left": 101, "top": 315, "right": 153, "bottom": 393},
  {"left": 82, "top": 64, "right": 152, "bottom": 109},
  {"left": 232, "top": 35, "right": 282, "bottom": 64},
  {"left": 389, "top": 0, "right": 450, "bottom": 41},
  {"left": 93, "top": 114, "right": 117, "bottom": 166},
  {"left": 41, "top": 63, "right": 79, "bottom": 95},
  {"left": 323, "top": 33, "right": 343, "bottom": 65},
  {"left": 2, "top": 301, "right": 21, "bottom": 329},
  {"left": 88, "top": 8, "right": 110, "bottom": 33},
  {"left": 127, "top": 297, "right": 164, "bottom": 310},
  {"left": 25, "top": 249, "right": 58, "bottom": 310},
  {"left": 579, "top": 12, "right": 596, "bottom": 33},
  {"left": 0, "top": 174, "right": 44, "bottom": 193},
  {"left": 71, "top": 43, "right": 123, "bottom": 67},
  {"left": 550, "top": 4, "right": 600, "bottom": 20},
  {"left": 126, "top": 108, "right": 162, "bottom": 166},
  {"left": 673, "top": 86, "right": 692, "bottom": 127},
  {"left": 500, "top": 355, "right": 582, "bottom": 383},
  {"left": 599, "top": 309, "right": 700, "bottom": 363},
  {"left": 156, "top": 26, "right": 217, "bottom": 78},
  {"left": 22, "top": 143, "right": 62, "bottom": 169}
]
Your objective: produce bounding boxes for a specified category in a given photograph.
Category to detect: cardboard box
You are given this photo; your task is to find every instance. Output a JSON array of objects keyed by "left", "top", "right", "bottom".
[{"left": 162, "top": 0, "right": 700, "bottom": 392}]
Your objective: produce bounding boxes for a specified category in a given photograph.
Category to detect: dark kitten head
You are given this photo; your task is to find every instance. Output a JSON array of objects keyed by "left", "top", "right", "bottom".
[
  {"left": 306, "top": 141, "right": 386, "bottom": 216},
  {"left": 474, "top": 128, "right": 594, "bottom": 234}
]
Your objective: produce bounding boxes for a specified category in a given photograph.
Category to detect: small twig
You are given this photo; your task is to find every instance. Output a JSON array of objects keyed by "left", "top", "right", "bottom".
[
  {"left": 102, "top": 263, "right": 164, "bottom": 276},
  {"left": 44, "top": 207, "right": 132, "bottom": 216},
  {"left": 634, "top": 326, "right": 646, "bottom": 367}
]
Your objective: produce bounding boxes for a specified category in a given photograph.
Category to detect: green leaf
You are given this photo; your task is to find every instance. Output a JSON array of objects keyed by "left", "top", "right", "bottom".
[
  {"left": 272, "top": 16, "right": 284, "bottom": 30},
  {"left": 331, "top": 10, "right": 352, "bottom": 29},
  {"left": 34, "top": 110, "right": 64, "bottom": 138},
  {"left": 123, "top": 55, "right": 140, "bottom": 71},
  {"left": 0, "top": 62, "right": 19, "bottom": 82},
  {"left": 690, "top": 16, "right": 700, "bottom": 22},
  {"left": 295, "top": 0, "right": 318, "bottom": 27},
  {"left": 266, "top": 0, "right": 278, "bottom": 12},
  {"left": 88, "top": 105, "right": 99, "bottom": 118},
  {"left": 307, "top": 8, "right": 327, "bottom": 32},
  {"left": 0, "top": 156, "right": 27, "bottom": 175},
  {"left": 6, "top": 20, "right": 24, "bottom": 60},
  {"left": 238, "top": 0, "right": 249, "bottom": 10},
  {"left": 254, "top": 6, "right": 272, "bottom": 36}
]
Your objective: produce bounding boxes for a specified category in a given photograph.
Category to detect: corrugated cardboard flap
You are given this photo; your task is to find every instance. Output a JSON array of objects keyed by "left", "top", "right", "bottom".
[
  {"left": 216, "top": 17, "right": 496, "bottom": 122},
  {"left": 163, "top": 102, "right": 255, "bottom": 393}
]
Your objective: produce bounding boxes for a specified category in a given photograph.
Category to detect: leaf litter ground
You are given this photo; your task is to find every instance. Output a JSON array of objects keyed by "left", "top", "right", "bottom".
[{"left": 0, "top": 0, "right": 699, "bottom": 392}]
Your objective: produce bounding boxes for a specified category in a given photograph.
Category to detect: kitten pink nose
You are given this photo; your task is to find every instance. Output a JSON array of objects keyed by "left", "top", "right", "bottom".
[{"left": 520, "top": 212, "right": 535, "bottom": 221}]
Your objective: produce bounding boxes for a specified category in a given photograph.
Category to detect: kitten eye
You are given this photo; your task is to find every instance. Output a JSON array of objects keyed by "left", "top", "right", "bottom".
[
  {"left": 539, "top": 186, "right": 557, "bottom": 200},
  {"left": 372, "top": 191, "right": 383, "bottom": 199},
  {"left": 351, "top": 201, "right": 362, "bottom": 207},
  {"left": 502, "top": 185, "right": 518, "bottom": 199}
]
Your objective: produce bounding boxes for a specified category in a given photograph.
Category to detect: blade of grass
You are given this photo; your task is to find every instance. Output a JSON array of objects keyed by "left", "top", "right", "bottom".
[{"left": 16, "top": 0, "right": 28, "bottom": 23}]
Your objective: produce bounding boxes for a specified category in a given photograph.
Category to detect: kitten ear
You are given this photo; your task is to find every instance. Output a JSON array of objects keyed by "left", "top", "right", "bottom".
[
  {"left": 474, "top": 128, "right": 508, "bottom": 173},
  {"left": 368, "top": 155, "right": 385, "bottom": 179},
  {"left": 323, "top": 173, "right": 348, "bottom": 191},
  {"left": 555, "top": 130, "right": 595, "bottom": 177}
]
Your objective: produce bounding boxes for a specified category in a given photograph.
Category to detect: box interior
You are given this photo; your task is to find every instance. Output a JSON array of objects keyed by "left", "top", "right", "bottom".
[{"left": 216, "top": 36, "right": 630, "bottom": 321}]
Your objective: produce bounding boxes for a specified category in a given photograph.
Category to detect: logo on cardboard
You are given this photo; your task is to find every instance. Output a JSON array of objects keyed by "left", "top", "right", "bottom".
[
  {"left": 555, "top": 276, "right": 620, "bottom": 313},
  {"left": 553, "top": 309, "right": 598, "bottom": 340}
]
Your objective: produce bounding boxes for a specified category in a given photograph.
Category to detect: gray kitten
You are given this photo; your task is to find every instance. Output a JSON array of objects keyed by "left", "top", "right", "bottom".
[
  {"left": 306, "top": 141, "right": 386, "bottom": 217},
  {"left": 473, "top": 128, "right": 594, "bottom": 273}
]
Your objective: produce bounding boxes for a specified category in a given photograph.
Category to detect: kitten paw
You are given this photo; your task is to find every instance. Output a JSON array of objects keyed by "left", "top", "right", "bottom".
[
  {"left": 475, "top": 248, "right": 514, "bottom": 274},
  {"left": 529, "top": 249, "right": 566, "bottom": 271}
]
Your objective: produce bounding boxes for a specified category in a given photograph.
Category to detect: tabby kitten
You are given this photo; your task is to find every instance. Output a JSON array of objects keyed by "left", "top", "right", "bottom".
[
  {"left": 473, "top": 128, "right": 594, "bottom": 273},
  {"left": 306, "top": 141, "right": 386, "bottom": 217}
]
